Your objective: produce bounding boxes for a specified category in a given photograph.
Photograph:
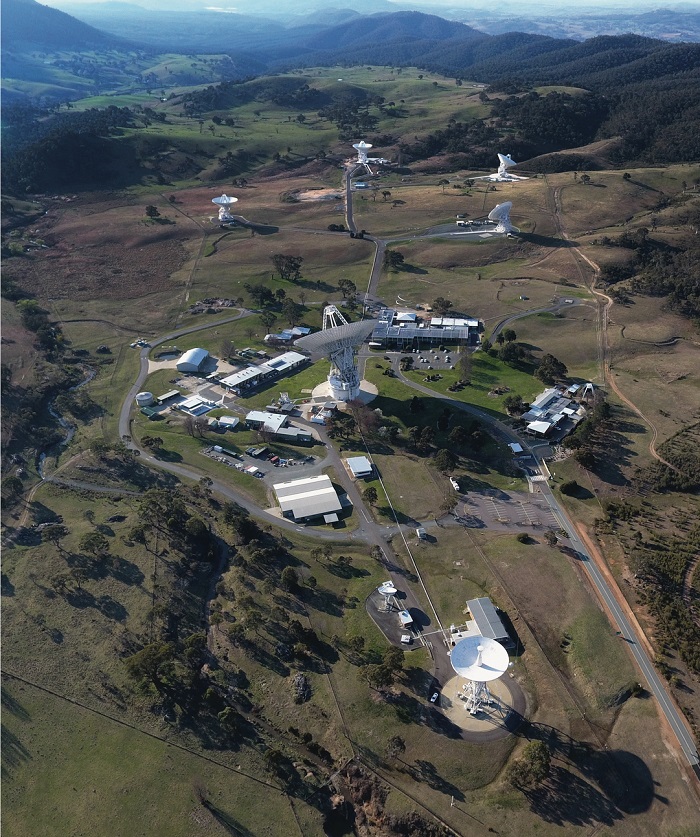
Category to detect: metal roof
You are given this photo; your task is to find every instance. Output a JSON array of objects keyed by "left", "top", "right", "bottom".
[
  {"left": 246, "top": 411, "right": 286, "bottom": 433},
  {"left": 346, "top": 455, "right": 372, "bottom": 476},
  {"left": 273, "top": 475, "right": 342, "bottom": 520},
  {"left": 177, "top": 347, "right": 209, "bottom": 369},
  {"left": 466, "top": 597, "right": 509, "bottom": 641}
]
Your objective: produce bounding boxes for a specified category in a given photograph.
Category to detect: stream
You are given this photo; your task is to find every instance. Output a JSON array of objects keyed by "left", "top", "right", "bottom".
[{"left": 37, "top": 366, "right": 97, "bottom": 478}]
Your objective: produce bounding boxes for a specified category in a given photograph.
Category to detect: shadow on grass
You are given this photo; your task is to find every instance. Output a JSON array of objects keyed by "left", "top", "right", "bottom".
[
  {"left": 1, "top": 725, "right": 32, "bottom": 779},
  {"left": 1, "top": 687, "right": 30, "bottom": 720},
  {"left": 519, "top": 233, "right": 576, "bottom": 248},
  {"left": 64, "top": 588, "right": 129, "bottom": 621},
  {"left": 410, "top": 759, "right": 465, "bottom": 800},
  {"left": 203, "top": 802, "right": 256, "bottom": 836},
  {"left": 509, "top": 719, "right": 656, "bottom": 826},
  {"left": 155, "top": 449, "right": 184, "bottom": 463}
]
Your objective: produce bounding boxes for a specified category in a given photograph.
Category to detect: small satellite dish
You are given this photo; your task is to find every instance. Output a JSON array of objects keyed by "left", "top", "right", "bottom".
[{"left": 212, "top": 193, "right": 238, "bottom": 207}]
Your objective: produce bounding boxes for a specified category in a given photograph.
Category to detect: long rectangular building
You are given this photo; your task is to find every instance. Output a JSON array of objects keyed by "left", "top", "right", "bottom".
[
  {"left": 273, "top": 474, "right": 343, "bottom": 522},
  {"left": 371, "top": 308, "right": 480, "bottom": 349},
  {"left": 466, "top": 597, "right": 511, "bottom": 644}
]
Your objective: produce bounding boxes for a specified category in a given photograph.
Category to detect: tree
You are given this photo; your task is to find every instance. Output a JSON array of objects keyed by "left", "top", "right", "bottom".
[
  {"left": 383, "top": 250, "right": 405, "bottom": 270},
  {"left": 79, "top": 531, "right": 109, "bottom": 556},
  {"left": 503, "top": 328, "right": 517, "bottom": 343},
  {"left": 363, "top": 486, "right": 378, "bottom": 506},
  {"left": 495, "top": 332, "right": 505, "bottom": 346},
  {"left": 386, "top": 735, "right": 406, "bottom": 761},
  {"left": 348, "top": 636, "right": 365, "bottom": 656},
  {"left": 296, "top": 113, "right": 306, "bottom": 124},
  {"left": 281, "top": 298, "right": 303, "bottom": 326},
  {"left": 498, "top": 341, "right": 523, "bottom": 364},
  {"left": 535, "top": 354, "right": 568, "bottom": 384},
  {"left": 448, "top": 425, "right": 468, "bottom": 448},
  {"left": 2, "top": 476, "right": 23, "bottom": 500},
  {"left": 382, "top": 190, "right": 391, "bottom": 201},
  {"left": 281, "top": 566, "right": 299, "bottom": 591},
  {"left": 507, "top": 740, "right": 551, "bottom": 789},
  {"left": 141, "top": 435, "right": 163, "bottom": 452},
  {"left": 543, "top": 530, "right": 558, "bottom": 547},
  {"left": 270, "top": 254, "right": 303, "bottom": 282},
  {"left": 125, "top": 642, "right": 175, "bottom": 691},
  {"left": 432, "top": 297, "right": 453, "bottom": 316},
  {"left": 42, "top": 523, "right": 69, "bottom": 550},
  {"left": 260, "top": 310, "right": 277, "bottom": 330},
  {"left": 434, "top": 449, "right": 456, "bottom": 473},
  {"left": 456, "top": 349, "right": 472, "bottom": 382},
  {"left": 145, "top": 205, "right": 160, "bottom": 218},
  {"left": 362, "top": 663, "right": 393, "bottom": 689},
  {"left": 417, "top": 426, "right": 434, "bottom": 454},
  {"left": 275, "top": 288, "right": 286, "bottom": 303},
  {"left": 337, "top": 278, "right": 357, "bottom": 299},
  {"left": 438, "top": 178, "right": 449, "bottom": 193},
  {"left": 503, "top": 394, "right": 525, "bottom": 415},
  {"left": 383, "top": 646, "right": 404, "bottom": 674}
]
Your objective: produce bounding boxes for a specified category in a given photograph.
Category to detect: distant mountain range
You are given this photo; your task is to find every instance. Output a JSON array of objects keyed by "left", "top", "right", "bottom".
[
  {"left": 3, "top": 0, "right": 127, "bottom": 48},
  {"left": 3, "top": 0, "right": 700, "bottom": 106}
]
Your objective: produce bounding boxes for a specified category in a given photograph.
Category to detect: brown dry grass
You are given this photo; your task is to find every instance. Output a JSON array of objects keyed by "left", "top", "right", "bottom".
[{"left": 3, "top": 194, "right": 195, "bottom": 303}]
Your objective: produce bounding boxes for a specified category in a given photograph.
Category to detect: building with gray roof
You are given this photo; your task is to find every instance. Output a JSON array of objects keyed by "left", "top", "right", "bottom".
[
  {"left": 273, "top": 474, "right": 343, "bottom": 522},
  {"left": 466, "top": 597, "right": 511, "bottom": 645}
]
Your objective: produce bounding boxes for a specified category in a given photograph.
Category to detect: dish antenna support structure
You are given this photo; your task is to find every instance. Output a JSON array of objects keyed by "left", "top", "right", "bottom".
[
  {"left": 211, "top": 193, "right": 238, "bottom": 223},
  {"left": 378, "top": 580, "right": 398, "bottom": 612},
  {"left": 294, "top": 305, "right": 375, "bottom": 401},
  {"left": 488, "top": 201, "right": 519, "bottom": 234},
  {"left": 450, "top": 635, "right": 509, "bottom": 715}
]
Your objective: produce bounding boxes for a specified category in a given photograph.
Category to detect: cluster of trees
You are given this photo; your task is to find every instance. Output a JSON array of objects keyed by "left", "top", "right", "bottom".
[
  {"left": 182, "top": 76, "right": 324, "bottom": 115},
  {"left": 565, "top": 399, "right": 611, "bottom": 468},
  {"left": 630, "top": 524, "right": 700, "bottom": 675},
  {"left": 270, "top": 254, "right": 303, "bottom": 282},
  {"left": 598, "top": 226, "right": 700, "bottom": 322},
  {"left": 316, "top": 90, "right": 383, "bottom": 138},
  {"left": 3, "top": 105, "right": 136, "bottom": 192}
]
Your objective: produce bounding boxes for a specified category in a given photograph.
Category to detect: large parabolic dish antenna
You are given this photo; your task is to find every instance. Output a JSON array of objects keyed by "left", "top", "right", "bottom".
[
  {"left": 451, "top": 635, "right": 509, "bottom": 682},
  {"left": 451, "top": 635, "right": 509, "bottom": 715},
  {"left": 497, "top": 153, "right": 517, "bottom": 174},
  {"left": 295, "top": 306, "right": 375, "bottom": 401},
  {"left": 353, "top": 140, "right": 373, "bottom": 164},
  {"left": 487, "top": 201, "right": 518, "bottom": 234},
  {"left": 212, "top": 193, "right": 238, "bottom": 222}
]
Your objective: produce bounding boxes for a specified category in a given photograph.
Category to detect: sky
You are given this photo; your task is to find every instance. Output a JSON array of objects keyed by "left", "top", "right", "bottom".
[{"left": 42, "top": 0, "right": 700, "bottom": 9}]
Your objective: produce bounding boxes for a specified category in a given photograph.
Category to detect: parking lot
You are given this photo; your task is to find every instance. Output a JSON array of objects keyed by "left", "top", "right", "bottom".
[{"left": 458, "top": 490, "right": 560, "bottom": 532}]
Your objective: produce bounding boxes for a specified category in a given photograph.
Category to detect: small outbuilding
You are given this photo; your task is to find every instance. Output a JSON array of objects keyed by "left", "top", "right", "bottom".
[
  {"left": 345, "top": 455, "right": 373, "bottom": 478},
  {"left": 466, "top": 597, "right": 511, "bottom": 645},
  {"left": 177, "top": 347, "right": 209, "bottom": 373}
]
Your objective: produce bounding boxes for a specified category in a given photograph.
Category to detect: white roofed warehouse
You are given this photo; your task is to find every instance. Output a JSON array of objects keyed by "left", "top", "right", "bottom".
[
  {"left": 273, "top": 474, "right": 343, "bottom": 522},
  {"left": 176, "top": 347, "right": 209, "bottom": 373}
]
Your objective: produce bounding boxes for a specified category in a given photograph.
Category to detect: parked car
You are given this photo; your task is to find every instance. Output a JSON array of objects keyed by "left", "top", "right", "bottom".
[{"left": 430, "top": 691, "right": 439, "bottom": 704}]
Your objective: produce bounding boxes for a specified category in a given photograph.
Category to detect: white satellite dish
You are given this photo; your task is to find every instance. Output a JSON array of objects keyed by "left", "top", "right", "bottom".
[
  {"left": 378, "top": 581, "right": 398, "bottom": 596},
  {"left": 451, "top": 635, "right": 509, "bottom": 715},
  {"left": 488, "top": 201, "right": 518, "bottom": 234},
  {"left": 211, "top": 193, "right": 239, "bottom": 223}
]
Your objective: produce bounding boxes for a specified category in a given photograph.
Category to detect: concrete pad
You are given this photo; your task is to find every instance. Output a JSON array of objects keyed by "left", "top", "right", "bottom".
[
  {"left": 310, "top": 379, "right": 378, "bottom": 405},
  {"left": 440, "top": 674, "right": 515, "bottom": 734}
]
